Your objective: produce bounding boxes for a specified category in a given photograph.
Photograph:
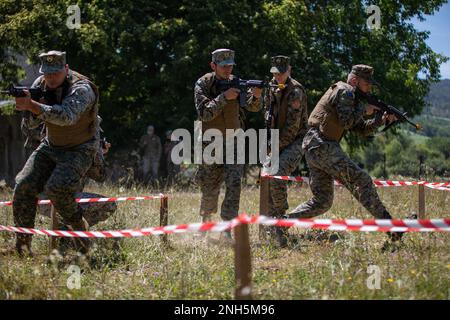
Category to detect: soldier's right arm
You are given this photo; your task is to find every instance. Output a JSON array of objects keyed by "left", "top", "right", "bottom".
[
  {"left": 351, "top": 112, "right": 384, "bottom": 136},
  {"left": 279, "top": 86, "right": 307, "bottom": 150},
  {"left": 24, "top": 113, "right": 45, "bottom": 130},
  {"left": 194, "top": 77, "right": 227, "bottom": 121},
  {"left": 36, "top": 80, "right": 96, "bottom": 126},
  {"left": 21, "top": 116, "right": 35, "bottom": 134},
  {"left": 334, "top": 89, "right": 364, "bottom": 130},
  {"left": 263, "top": 86, "right": 276, "bottom": 128}
]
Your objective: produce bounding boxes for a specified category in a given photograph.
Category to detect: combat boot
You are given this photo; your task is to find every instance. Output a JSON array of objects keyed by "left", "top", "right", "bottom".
[
  {"left": 265, "top": 226, "right": 289, "bottom": 248},
  {"left": 0, "top": 233, "right": 33, "bottom": 257},
  {"left": 380, "top": 210, "right": 409, "bottom": 252},
  {"left": 221, "top": 229, "right": 233, "bottom": 244},
  {"left": 275, "top": 227, "right": 289, "bottom": 248},
  {"left": 202, "top": 214, "right": 213, "bottom": 223},
  {"left": 50, "top": 214, "right": 76, "bottom": 255},
  {"left": 1, "top": 234, "right": 33, "bottom": 257},
  {"left": 57, "top": 224, "right": 73, "bottom": 255},
  {"left": 16, "top": 234, "right": 33, "bottom": 256},
  {"left": 67, "top": 217, "right": 90, "bottom": 255},
  {"left": 196, "top": 213, "right": 213, "bottom": 238},
  {"left": 221, "top": 216, "right": 234, "bottom": 244}
]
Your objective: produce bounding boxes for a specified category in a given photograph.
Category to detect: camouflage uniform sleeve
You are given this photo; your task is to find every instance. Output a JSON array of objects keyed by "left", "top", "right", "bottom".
[
  {"left": 279, "top": 86, "right": 307, "bottom": 150},
  {"left": 262, "top": 88, "right": 273, "bottom": 125},
  {"left": 263, "top": 88, "right": 270, "bottom": 114},
  {"left": 22, "top": 112, "right": 43, "bottom": 131},
  {"left": 244, "top": 89, "right": 262, "bottom": 112},
  {"left": 334, "top": 89, "right": 364, "bottom": 129},
  {"left": 194, "top": 77, "right": 227, "bottom": 121},
  {"left": 25, "top": 113, "right": 45, "bottom": 129},
  {"left": 36, "top": 80, "right": 96, "bottom": 126},
  {"left": 351, "top": 111, "right": 384, "bottom": 136}
]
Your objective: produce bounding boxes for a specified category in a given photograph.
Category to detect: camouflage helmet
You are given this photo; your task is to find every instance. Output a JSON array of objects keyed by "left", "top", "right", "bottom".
[
  {"left": 211, "top": 48, "right": 236, "bottom": 66},
  {"left": 38, "top": 50, "right": 66, "bottom": 74},
  {"left": 351, "top": 64, "right": 379, "bottom": 85},
  {"left": 270, "top": 55, "right": 290, "bottom": 74}
]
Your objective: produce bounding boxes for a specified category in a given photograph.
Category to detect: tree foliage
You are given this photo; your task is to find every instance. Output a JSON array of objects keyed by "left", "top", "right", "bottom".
[{"left": 0, "top": 0, "right": 448, "bottom": 148}]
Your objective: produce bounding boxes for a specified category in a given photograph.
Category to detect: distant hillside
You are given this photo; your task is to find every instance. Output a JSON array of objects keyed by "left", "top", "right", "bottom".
[{"left": 425, "top": 79, "right": 450, "bottom": 118}]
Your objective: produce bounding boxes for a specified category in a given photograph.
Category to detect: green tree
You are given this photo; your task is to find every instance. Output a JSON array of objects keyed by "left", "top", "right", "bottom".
[{"left": 0, "top": 0, "right": 448, "bottom": 150}]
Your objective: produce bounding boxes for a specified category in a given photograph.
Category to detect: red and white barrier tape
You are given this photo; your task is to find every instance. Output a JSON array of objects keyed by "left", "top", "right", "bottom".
[
  {"left": 0, "top": 194, "right": 167, "bottom": 207},
  {"left": 0, "top": 214, "right": 448, "bottom": 238},
  {"left": 0, "top": 219, "right": 240, "bottom": 238},
  {"left": 247, "top": 215, "right": 450, "bottom": 233},
  {"left": 261, "top": 173, "right": 450, "bottom": 192}
]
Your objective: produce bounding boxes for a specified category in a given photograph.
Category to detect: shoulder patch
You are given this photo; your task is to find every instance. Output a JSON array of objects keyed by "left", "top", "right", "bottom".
[
  {"left": 345, "top": 90, "right": 354, "bottom": 99},
  {"left": 291, "top": 99, "right": 301, "bottom": 110},
  {"left": 289, "top": 87, "right": 303, "bottom": 109}
]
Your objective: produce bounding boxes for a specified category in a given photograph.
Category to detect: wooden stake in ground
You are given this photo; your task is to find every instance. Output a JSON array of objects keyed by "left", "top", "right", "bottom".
[
  {"left": 160, "top": 195, "right": 169, "bottom": 245},
  {"left": 418, "top": 155, "right": 426, "bottom": 219},
  {"left": 234, "top": 223, "right": 252, "bottom": 300},
  {"left": 49, "top": 205, "right": 57, "bottom": 253},
  {"left": 259, "top": 176, "right": 269, "bottom": 241},
  {"left": 418, "top": 185, "right": 425, "bottom": 219}
]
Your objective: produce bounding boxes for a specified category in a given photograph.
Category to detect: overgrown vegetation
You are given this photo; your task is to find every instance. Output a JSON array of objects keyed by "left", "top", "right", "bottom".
[{"left": 1, "top": 183, "right": 448, "bottom": 299}]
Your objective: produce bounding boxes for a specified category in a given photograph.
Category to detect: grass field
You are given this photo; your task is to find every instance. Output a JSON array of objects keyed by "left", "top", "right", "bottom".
[{"left": 0, "top": 182, "right": 449, "bottom": 300}]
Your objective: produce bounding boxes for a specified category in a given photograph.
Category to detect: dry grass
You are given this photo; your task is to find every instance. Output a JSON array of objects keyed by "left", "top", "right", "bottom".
[{"left": 0, "top": 182, "right": 449, "bottom": 300}]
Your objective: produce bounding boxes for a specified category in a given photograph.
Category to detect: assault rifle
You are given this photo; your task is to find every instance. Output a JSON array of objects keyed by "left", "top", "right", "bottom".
[
  {"left": 216, "top": 78, "right": 285, "bottom": 107},
  {"left": 356, "top": 89, "right": 422, "bottom": 132},
  {"left": 0, "top": 84, "right": 49, "bottom": 101}
]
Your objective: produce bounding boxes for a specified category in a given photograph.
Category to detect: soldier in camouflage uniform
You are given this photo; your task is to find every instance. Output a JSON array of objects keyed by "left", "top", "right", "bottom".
[
  {"left": 2, "top": 51, "right": 100, "bottom": 256},
  {"left": 139, "top": 125, "right": 162, "bottom": 184},
  {"left": 20, "top": 115, "right": 117, "bottom": 230},
  {"left": 262, "top": 56, "right": 308, "bottom": 247},
  {"left": 284, "top": 65, "right": 403, "bottom": 249},
  {"left": 194, "top": 48, "right": 262, "bottom": 225}
]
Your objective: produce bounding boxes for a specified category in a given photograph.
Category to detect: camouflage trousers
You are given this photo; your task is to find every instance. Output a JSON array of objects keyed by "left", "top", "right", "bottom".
[
  {"left": 142, "top": 158, "right": 159, "bottom": 181},
  {"left": 289, "top": 141, "right": 387, "bottom": 219},
  {"left": 263, "top": 137, "right": 304, "bottom": 217},
  {"left": 13, "top": 141, "right": 96, "bottom": 229},
  {"left": 196, "top": 140, "right": 243, "bottom": 221},
  {"left": 38, "top": 192, "right": 117, "bottom": 227}
]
